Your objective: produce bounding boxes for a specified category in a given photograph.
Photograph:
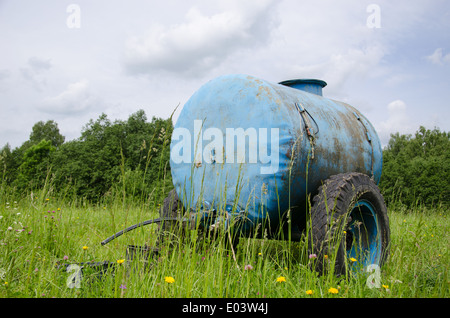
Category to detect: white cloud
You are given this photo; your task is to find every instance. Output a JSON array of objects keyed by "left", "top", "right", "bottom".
[
  {"left": 0, "top": 0, "right": 449, "bottom": 150},
  {"left": 384, "top": 73, "right": 413, "bottom": 86},
  {"left": 377, "top": 100, "right": 413, "bottom": 145},
  {"left": 0, "top": 69, "right": 11, "bottom": 92},
  {"left": 123, "top": 0, "right": 279, "bottom": 77},
  {"left": 238, "top": 1, "right": 396, "bottom": 99},
  {"left": 289, "top": 45, "right": 387, "bottom": 95},
  {"left": 27, "top": 57, "right": 52, "bottom": 73},
  {"left": 20, "top": 57, "right": 52, "bottom": 91},
  {"left": 38, "top": 80, "right": 100, "bottom": 115},
  {"left": 426, "top": 48, "right": 450, "bottom": 65},
  {"left": 387, "top": 100, "right": 407, "bottom": 113}
]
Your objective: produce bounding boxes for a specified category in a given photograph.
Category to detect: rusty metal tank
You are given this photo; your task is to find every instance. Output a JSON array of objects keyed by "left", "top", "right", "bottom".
[{"left": 169, "top": 74, "right": 383, "bottom": 237}]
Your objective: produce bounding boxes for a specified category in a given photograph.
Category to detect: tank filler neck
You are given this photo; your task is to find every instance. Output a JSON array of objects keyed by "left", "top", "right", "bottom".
[{"left": 278, "top": 79, "right": 327, "bottom": 96}]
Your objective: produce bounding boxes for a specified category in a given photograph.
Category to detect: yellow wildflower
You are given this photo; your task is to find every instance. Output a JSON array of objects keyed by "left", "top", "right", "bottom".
[
  {"left": 117, "top": 259, "right": 125, "bottom": 264},
  {"left": 382, "top": 284, "right": 389, "bottom": 289},
  {"left": 276, "top": 276, "right": 286, "bottom": 283},
  {"left": 82, "top": 246, "right": 88, "bottom": 250},
  {"left": 306, "top": 290, "right": 314, "bottom": 295},
  {"left": 328, "top": 287, "right": 339, "bottom": 294},
  {"left": 349, "top": 257, "right": 357, "bottom": 263},
  {"left": 165, "top": 276, "right": 175, "bottom": 284}
]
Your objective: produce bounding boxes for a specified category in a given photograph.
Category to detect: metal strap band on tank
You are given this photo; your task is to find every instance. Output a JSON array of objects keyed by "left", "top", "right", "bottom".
[
  {"left": 353, "top": 112, "right": 375, "bottom": 179},
  {"left": 295, "top": 102, "right": 316, "bottom": 159}
]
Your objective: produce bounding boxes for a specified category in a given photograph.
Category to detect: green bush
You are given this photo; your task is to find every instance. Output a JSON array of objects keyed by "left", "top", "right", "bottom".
[{"left": 379, "top": 126, "right": 449, "bottom": 207}]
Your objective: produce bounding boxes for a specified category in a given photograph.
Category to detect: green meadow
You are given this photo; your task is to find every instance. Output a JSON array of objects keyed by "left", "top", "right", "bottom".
[{"left": 0, "top": 192, "right": 447, "bottom": 298}]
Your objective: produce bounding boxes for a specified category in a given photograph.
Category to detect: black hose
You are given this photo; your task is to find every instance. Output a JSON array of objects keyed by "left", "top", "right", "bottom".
[{"left": 100, "top": 217, "right": 183, "bottom": 246}]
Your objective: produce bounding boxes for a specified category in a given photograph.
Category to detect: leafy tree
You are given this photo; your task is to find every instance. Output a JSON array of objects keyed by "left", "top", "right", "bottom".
[
  {"left": 0, "top": 144, "right": 14, "bottom": 184},
  {"left": 51, "top": 110, "right": 173, "bottom": 202},
  {"left": 0, "top": 120, "right": 65, "bottom": 189},
  {"left": 379, "top": 126, "right": 450, "bottom": 207},
  {"left": 16, "top": 139, "right": 55, "bottom": 189},
  {"left": 29, "top": 120, "right": 65, "bottom": 148}
]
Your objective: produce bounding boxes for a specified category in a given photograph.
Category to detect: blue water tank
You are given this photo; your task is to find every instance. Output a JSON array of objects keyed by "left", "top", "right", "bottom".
[{"left": 170, "top": 74, "right": 382, "bottom": 234}]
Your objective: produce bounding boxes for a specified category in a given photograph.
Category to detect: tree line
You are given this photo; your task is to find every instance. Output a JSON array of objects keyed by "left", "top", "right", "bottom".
[
  {"left": 0, "top": 110, "right": 173, "bottom": 204},
  {"left": 0, "top": 111, "right": 448, "bottom": 208}
]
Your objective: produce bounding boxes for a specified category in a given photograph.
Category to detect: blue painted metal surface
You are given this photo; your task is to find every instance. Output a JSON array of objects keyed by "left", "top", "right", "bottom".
[
  {"left": 278, "top": 79, "right": 327, "bottom": 96},
  {"left": 170, "top": 74, "right": 382, "bottom": 236}
]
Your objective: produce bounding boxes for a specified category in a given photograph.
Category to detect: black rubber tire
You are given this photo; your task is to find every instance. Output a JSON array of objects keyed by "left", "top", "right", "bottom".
[{"left": 309, "top": 172, "right": 390, "bottom": 276}]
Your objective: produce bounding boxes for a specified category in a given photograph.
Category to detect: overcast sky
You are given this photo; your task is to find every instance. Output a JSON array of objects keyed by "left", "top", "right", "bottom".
[{"left": 1, "top": 0, "right": 449, "bottom": 149}]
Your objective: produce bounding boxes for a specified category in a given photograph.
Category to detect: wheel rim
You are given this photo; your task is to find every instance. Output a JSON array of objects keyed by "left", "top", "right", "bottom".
[{"left": 346, "top": 199, "right": 382, "bottom": 269}]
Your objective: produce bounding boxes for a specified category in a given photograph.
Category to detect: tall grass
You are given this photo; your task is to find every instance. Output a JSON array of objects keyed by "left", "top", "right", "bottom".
[{"left": 0, "top": 184, "right": 448, "bottom": 298}]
